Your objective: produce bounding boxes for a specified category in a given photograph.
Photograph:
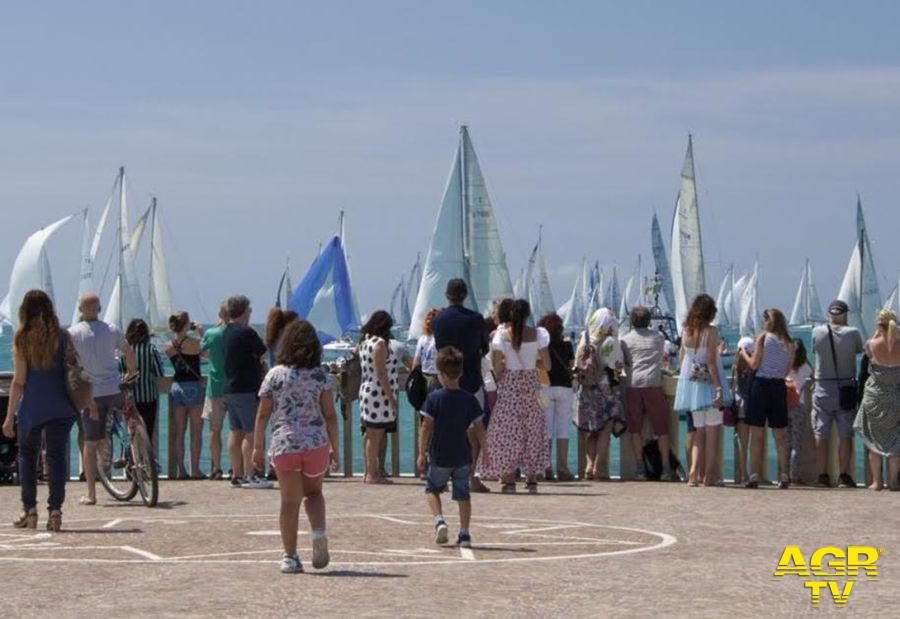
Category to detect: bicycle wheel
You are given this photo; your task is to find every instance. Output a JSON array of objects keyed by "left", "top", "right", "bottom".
[
  {"left": 131, "top": 424, "right": 159, "bottom": 507},
  {"left": 96, "top": 424, "right": 139, "bottom": 501}
]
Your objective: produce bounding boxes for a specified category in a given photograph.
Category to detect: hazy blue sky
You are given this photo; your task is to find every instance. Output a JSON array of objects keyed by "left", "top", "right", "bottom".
[{"left": 2, "top": 1, "right": 899, "bottom": 322}]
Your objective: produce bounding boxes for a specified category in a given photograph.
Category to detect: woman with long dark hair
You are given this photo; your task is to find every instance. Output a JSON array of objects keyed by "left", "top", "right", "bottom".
[
  {"left": 484, "top": 299, "right": 551, "bottom": 494},
  {"left": 358, "top": 310, "right": 399, "bottom": 484},
  {"left": 122, "top": 319, "right": 165, "bottom": 446},
  {"left": 265, "top": 308, "right": 299, "bottom": 367},
  {"left": 674, "top": 294, "right": 731, "bottom": 486},
  {"left": 164, "top": 311, "right": 205, "bottom": 479},
  {"left": 739, "top": 307, "right": 795, "bottom": 488},
  {"left": 3, "top": 290, "right": 82, "bottom": 531}
]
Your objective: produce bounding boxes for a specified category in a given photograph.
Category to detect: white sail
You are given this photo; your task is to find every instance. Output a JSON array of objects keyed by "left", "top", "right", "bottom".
[
  {"left": 534, "top": 238, "right": 555, "bottom": 320},
  {"left": 713, "top": 265, "right": 734, "bottom": 327},
  {"left": 461, "top": 126, "right": 514, "bottom": 313},
  {"left": 562, "top": 260, "right": 587, "bottom": 329},
  {"left": 739, "top": 263, "right": 760, "bottom": 337},
  {"left": 409, "top": 135, "right": 472, "bottom": 339},
  {"left": 884, "top": 281, "right": 898, "bottom": 314},
  {"left": 838, "top": 198, "right": 882, "bottom": 339},
  {"left": 607, "top": 266, "right": 621, "bottom": 315},
  {"left": 1, "top": 214, "right": 75, "bottom": 326},
  {"left": 669, "top": 135, "right": 706, "bottom": 331},
  {"left": 338, "top": 211, "right": 362, "bottom": 330},
  {"left": 104, "top": 174, "right": 150, "bottom": 329},
  {"left": 512, "top": 268, "right": 527, "bottom": 299},
  {"left": 618, "top": 255, "right": 643, "bottom": 326},
  {"left": 789, "top": 259, "right": 825, "bottom": 326},
  {"left": 406, "top": 254, "right": 422, "bottom": 311},
  {"left": 651, "top": 212, "right": 676, "bottom": 314},
  {"left": 147, "top": 199, "right": 173, "bottom": 331}
]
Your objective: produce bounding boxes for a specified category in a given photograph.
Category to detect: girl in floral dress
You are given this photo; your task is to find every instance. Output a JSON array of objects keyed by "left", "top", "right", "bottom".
[{"left": 253, "top": 320, "right": 339, "bottom": 574}]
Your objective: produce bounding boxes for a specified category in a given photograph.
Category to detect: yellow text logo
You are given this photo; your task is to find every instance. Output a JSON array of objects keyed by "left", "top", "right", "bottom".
[{"left": 774, "top": 546, "right": 880, "bottom": 608}]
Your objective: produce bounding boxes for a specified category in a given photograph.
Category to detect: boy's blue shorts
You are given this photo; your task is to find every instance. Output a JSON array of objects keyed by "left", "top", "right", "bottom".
[{"left": 425, "top": 464, "right": 471, "bottom": 501}]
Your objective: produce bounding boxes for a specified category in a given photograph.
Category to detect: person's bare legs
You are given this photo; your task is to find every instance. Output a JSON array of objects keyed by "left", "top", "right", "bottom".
[
  {"left": 888, "top": 456, "right": 900, "bottom": 490},
  {"left": 736, "top": 422, "right": 750, "bottom": 484},
  {"left": 749, "top": 426, "right": 765, "bottom": 481},
  {"left": 188, "top": 404, "right": 204, "bottom": 476},
  {"left": 242, "top": 432, "right": 255, "bottom": 478},
  {"left": 658, "top": 434, "right": 672, "bottom": 472},
  {"left": 814, "top": 435, "right": 829, "bottom": 478},
  {"left": 703, "top": 426, "right": 720, "bottom": 486},
  {"left": 838, "top": 436, "right": 852, "bottom": 476},
  {"left": 82, "top": 439, "right": 100, "bottom": 502},
  {"left": 208, "top": 403, "right": 224, "bottom": 474},
  {"left": 556, "top": 438, "right": 570, "bottom": 476},
  {"left": 596, "top": 425, "right": 613, "bottom": 479},
  {"left": 867, "top": 451, "right": 884, "bottom": 490},
  {"left": 585, "top": 435, "right": 598, "bottom": 478},
  {"left": 689, "top": 427, "right": 705, "bottom": 485},
  {"left": 365, "top": 429, "right": 385, "bottom": 481},
  {"left": 172, "top": 404, "right": 187, "bottom": 478},
  {"left": 302, "top": 474, "right": 326, "bottom": 530},
  {"left": 378, "top": 433, "right": 389, "bottom": 477},
  {"left": 278, "top": 469, "right": 303, "bottom": 556},
  {"left": 228, "top": 430, "right": 245, "bottom": 479},
  {"left": 458, "top": 499, "right": 472, "bottom": 530},
  {"left": 773, "top": 428, "right": 789, "bottom": 481},
  {"left": 630, "top": 431, "right": 645, "bottom": 474},
  {"left": 685, "top": 431, "right": 694, "bottom": 475}
]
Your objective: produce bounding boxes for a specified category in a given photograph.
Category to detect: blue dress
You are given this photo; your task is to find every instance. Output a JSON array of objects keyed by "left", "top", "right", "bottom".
[
  {"left": 17, "top": 333, "right": 78, "bottom": 439},
  {"left": 674, "top": 330, "right": 733, "bottom": 414}
]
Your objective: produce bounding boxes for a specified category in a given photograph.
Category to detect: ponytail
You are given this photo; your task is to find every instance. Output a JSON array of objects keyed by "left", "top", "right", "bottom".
[
  {"left": 889, "top": 319, "right": 897, "bottom": 352},
  {"left": 510, "top": 299, "right": 531, "bottom": 351}
]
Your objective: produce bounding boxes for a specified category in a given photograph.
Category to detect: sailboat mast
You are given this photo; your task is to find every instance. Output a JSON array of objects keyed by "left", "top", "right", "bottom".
[
  {"left": 147, "top": 197, "right": 157, "bottom": 319},
  {"left": 459, "top": 126, "right": 469, "bottom": 266},
  {"left": 117, "top": 166, "right": 125, "bottom": 329}
]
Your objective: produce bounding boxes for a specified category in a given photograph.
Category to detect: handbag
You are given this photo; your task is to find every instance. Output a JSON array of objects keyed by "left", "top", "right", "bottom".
[
  {"left": 827, "top": 325, "right": 858, "bottom": 410},
  {"left": 63, "top": 333, "right": 93, "bottom": 413},
  {"left": 688, "top": 329, "right": 713, "bottom": 384},
  {"left": 785, "top": 378, "right": 801, "bottom": 409},
  {"left": 405, "top": 365, "right": 429, "bottom": 410}
]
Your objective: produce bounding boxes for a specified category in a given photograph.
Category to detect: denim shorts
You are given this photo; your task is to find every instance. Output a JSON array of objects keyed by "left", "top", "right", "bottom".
[
  {"left": 426, "top": 464, "right": 471, "bottom": 501},
  {"left": 225, "top": 392, "right": 258, "bottom": 433},
  {"left": 170, "top": 381, "right": 203, "bottom": 407}
]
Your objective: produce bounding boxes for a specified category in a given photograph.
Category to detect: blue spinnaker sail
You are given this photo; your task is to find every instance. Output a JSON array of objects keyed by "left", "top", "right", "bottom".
[{"left": 289, "top": 235, "right": 357, "bottom": 343}]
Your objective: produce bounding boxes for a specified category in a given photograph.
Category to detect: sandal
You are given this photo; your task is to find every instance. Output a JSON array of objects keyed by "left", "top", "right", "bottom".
[
  {"left": 210, "top": 469, "right": 224, "bottom": 480},
  {"left": 47, "top": 509, "right": 62, "bottom": 532},
  {"left": 13, "top": 508, "right": 38, "bottom": 529},
  {"left": 79, "top": 496, "right": 97, "bottom": 505}
]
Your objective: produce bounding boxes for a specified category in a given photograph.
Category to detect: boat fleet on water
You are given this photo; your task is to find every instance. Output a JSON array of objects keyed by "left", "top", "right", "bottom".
[{"left": 1, "top": 129, "right": 898, "bottom": 348}]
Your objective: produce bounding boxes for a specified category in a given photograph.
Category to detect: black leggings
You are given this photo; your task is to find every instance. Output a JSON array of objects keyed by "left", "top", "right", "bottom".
[{"left": 136, "top": 401, "right": 158, "bottom": 443}]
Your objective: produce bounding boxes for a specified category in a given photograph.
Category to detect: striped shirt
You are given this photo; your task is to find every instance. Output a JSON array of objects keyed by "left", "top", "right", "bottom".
[
  {"left": 757, "top": 333, "right": 792, "bottom": 379},
  {"left": 120, "top": 341, "right": 165, "bottom": 403}
]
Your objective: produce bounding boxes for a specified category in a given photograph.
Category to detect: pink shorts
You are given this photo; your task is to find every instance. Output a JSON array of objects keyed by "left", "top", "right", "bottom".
[{"left": 271, "top": 445, "right": 331, "bottom": 477}]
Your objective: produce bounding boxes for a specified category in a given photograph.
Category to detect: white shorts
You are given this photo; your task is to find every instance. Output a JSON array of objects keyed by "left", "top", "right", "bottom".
[
  {"left": 543, "top": 386, "right": 574, "bottom": 439},
  {"left": 691, "top": 407, "right": 723, "bottom": 428}
]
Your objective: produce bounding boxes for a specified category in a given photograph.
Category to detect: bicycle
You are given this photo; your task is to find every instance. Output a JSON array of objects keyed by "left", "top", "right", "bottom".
[{"left": 96, "top": 381, "right": 159, "bottom": 507}]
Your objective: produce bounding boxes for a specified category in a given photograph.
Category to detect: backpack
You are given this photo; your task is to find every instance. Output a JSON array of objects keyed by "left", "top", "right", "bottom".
[
  {"left": 338, "top": 349, "right": 362, "bottom": 403},
  {"left": 642, "top": 439, "right": 686, "bottom": 481},
  {"left": 405, "top": 365, "right": 429, "bottom": 410}
]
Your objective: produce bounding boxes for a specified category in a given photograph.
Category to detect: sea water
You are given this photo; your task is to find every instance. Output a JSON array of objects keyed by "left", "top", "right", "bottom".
[{"left": 0, "top": 325, "right": 861, "bottom": 480}]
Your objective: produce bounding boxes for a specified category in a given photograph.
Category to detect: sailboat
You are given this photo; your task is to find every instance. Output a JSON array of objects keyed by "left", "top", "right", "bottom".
[
  {"left": 618, "top": 255, "right": 644, "bottom": 326},
  {"left": 406, "top": 254, "right": 422, "bottom": 313},
  {"left": 788, "top": 259, "right": 825, "bottom": 327},
  {"left": 884, "top": 277, "right": 899, "bottom": 314},
  {"left": 837, "top": 197, "right": 882, "bottom": 339},
  {"left": 388, "top": 276, "right": 411, "bottom": 330},
  {"left": 561, "top": 261, "right": 587, "bottom": 330},
  {"left": 103, "top": 168, "right": 149, "bottom": 329},
  {"left": 651, "top": 212, "right": 676, "bottom": 314},
  {"left": 607, "top": 265, "right": 622, "bottom": 317},
  {"left": 72, "top": 196, "right": 112, "bottom": 325},
  {"left": 739, "top": 262, "right": 760, "bottom": 337},
  {"left": 584, "top": 265, "right": 605, "bottom": 322},
  {"left": 713, "top": 265, "right": 737, "bottom": 328},
  {"left": 409, "top": 126, "right": 514, "bottom": 338},
  {"left": 669, "top": 135, "right": 707, "bottom": 331},
  {"left": 289, "top": 234, "right": 359, "bottom": 344},
  {"left": 274, "top": 256, "right": 293, "bottom": 309},
  {"left": 1, "top": 213, "right": 77, "bottom": 327},
  {"left": 145, "top": 198, "right": 173, "bottom": 332}
]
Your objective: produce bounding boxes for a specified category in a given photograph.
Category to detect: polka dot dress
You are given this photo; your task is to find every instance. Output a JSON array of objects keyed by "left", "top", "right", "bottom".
[{"left": 358, "top": 336, "right": 399, "bottom": 426}]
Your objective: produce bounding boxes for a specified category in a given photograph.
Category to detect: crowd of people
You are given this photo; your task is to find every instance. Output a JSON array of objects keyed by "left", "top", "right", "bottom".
[{"left": 3, "top": 280, "right": 899, "bottom": 572}]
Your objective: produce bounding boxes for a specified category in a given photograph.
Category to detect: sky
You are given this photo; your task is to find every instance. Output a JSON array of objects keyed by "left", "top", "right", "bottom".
[{"left": 1, "top": 1, "right": 899, "bottom": 324}]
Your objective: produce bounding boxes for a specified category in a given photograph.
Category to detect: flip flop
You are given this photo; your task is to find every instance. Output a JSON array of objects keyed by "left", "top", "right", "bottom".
[{"left": 79, "top": 496, "right": 96, "bottom": 505}]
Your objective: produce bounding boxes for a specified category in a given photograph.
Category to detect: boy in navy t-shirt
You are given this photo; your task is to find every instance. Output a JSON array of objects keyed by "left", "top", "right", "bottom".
[{"left": 417, "top": 346, "right": 490, "bottom": 548}]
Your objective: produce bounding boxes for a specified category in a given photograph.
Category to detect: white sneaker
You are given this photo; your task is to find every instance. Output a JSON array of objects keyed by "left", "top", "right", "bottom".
[
  {"left": 280, "top": 553, "right": 303, "bottom": 574},
  {"left": 312, "top": 536, "right": 330, "bottom": 569},
  {"left": 243, "top": 475, "right": 274, "bottom": 489},
  {"left": 434, "top": 521, "right": 449, "bottom": 545}
]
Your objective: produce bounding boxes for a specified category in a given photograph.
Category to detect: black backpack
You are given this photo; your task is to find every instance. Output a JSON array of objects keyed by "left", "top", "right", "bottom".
[
  {"left": 642, "top": 439, "right": 685, "bottom": 481},
  {"left": 405, "top": 365, "right": 429, "bottom": 410}
]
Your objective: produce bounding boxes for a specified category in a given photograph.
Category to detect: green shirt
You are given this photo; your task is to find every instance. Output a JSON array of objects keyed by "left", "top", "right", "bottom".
[{"left": 201, "top": 325, "right": 226, "bottom": 398}]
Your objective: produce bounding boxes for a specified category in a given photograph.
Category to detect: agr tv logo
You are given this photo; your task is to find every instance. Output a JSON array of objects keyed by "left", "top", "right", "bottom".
[{"left": 774, "top": 546, "right": 881, "bottom": 608}]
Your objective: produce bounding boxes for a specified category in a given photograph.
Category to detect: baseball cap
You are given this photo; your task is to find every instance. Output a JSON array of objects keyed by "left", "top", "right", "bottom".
[{"left": 828, "top": 300, "right": 849, "bottom": 316}]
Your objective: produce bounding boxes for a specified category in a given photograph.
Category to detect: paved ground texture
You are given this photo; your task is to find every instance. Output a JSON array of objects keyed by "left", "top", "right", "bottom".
[{"left": 1, "top": 477, "right": 898, "bottom": 618}]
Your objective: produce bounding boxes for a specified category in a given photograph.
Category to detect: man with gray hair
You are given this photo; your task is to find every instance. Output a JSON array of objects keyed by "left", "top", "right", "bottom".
[
  {"left": 222, "top": 295, "right": 271, "bottom": 489},
  {"left": 811, "top": 299, "right": 864, "bottom": 488},
  {"left": 69, "top": 293, "right": 137, "bottom": 504}
]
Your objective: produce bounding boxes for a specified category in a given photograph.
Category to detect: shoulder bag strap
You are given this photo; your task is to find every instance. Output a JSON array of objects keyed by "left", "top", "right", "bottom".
[{"left": 826, "top": 325, "right": 842, "bottom": 381}]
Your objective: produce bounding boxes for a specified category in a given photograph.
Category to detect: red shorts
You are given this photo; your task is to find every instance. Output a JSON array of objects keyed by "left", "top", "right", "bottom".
[
  {"left": 271, "top": 445, "right": 331, "bottom": 477},
  {"left": 625, "top": 387, "right": 670, "bottom": 436}
]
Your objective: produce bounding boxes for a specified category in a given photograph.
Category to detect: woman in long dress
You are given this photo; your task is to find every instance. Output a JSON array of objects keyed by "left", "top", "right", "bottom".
[
  {"left": 485, "top": 299, "right": 550, "bottom": 494},
  {"left": 854, "top": 309, "right": 900, "bottom": 491}
]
